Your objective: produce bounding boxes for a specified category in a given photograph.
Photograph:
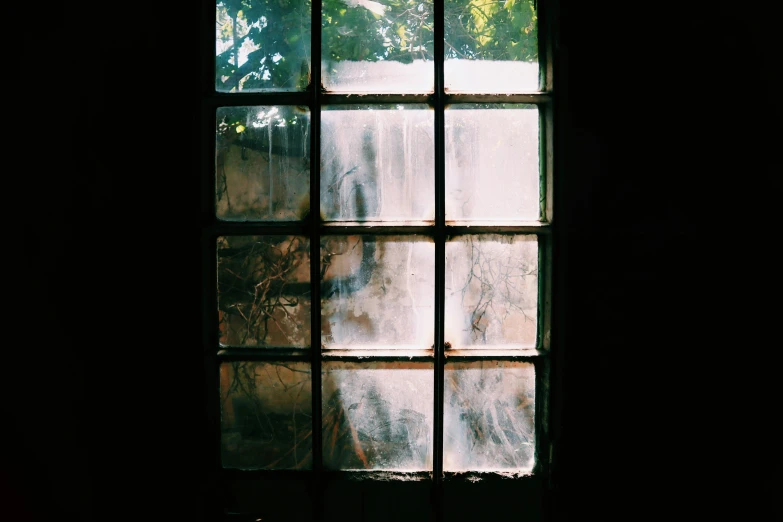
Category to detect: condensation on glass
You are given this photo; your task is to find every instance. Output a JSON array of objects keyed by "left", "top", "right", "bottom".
[
  {"left": 444, "top": 0, "right": 539, "bottom": 93},
  {"left": 322, "top": 361, "right": 433, "bottom": 470},
  {"left": 320, "top": 235, "right": 434, "bottom": 349},
  {"left": 215, "top": 0, "right": 311, "bottom": 92},
  {"left": 216, "top": 106, "right": 310, "bottom": 221},
  {"left": 445, "top": 234, "right": 538, "bottom": 348},
  {"left": 217, "top": 235, "right": 311, "bottom": 348},
  {"left": 444, "top": 360, "right": 535, "bottom": 471},
  {"left": 445, "top": 104, "right": 540, "bottom": 222},
  {"left": 321, "top": 0, "right": 434, "bottom": 92},
  {"left": 321, "top": 105, "right": 434, "bottom": 221},
  {"left": 220, "top": 361, "right": 313, "bottom": 469}
]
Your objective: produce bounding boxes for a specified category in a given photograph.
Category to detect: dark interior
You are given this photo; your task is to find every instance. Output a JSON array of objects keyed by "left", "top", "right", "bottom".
[{"left": 8, "top": 0, "right": 780, "bottom": 520}]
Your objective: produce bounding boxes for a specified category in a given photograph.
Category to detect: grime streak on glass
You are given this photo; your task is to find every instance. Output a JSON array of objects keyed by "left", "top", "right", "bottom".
[
  {"left": 445, "top": 104, "right": 539, "bottom": 222},
  {"left": 217, "top": 235, "right": 311, "bottom": 348},
  {"left": 320, "top": 235, "right": 435, "bottom": 349},
  {"left": 320, "top": 105, "right": 434, "bottom": 222},
  {"left": 215, "top": 106, "right": 310, "bottom": 222},
  {"left": 322, "top": 361, "right": 433, "bottom": 470},
  {"left": 220, "top": 361, "right": 313, "bottom": 469},
  {"left": 444, "top": 360, "right": 535, "bottom": 472},
  {"left": 445, "top": 234, "right": 538, "bottom": 349}
]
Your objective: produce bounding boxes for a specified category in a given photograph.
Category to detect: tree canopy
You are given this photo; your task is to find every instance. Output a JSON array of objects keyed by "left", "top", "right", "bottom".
[{"left": 216, "top": 0, "right": 537, "bottom": 92}]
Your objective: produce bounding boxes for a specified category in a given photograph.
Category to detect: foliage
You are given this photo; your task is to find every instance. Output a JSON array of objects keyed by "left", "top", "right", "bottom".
[{"left": 216, "top": 0, "right": 537, "bottom": 92}]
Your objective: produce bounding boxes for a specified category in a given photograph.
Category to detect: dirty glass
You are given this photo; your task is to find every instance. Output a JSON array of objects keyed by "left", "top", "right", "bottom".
[
  {"left": 216, "top": 106, "right": 310, "bottom": 222},
  {"left": 220, "top": 361, "right": 313, "bottom": 469},
  {"left": 445, "top": 234, "right": 538, "bottom": 348},
  {"left": 445, "top": 104, "right": 540, "bottom": 221},
  {"left": 322, "top": 361, "right": 433, "bottom": 470},
  {"left": 321, "top": 105, "right": 434, "bottom": 221},
  {"left": 218, "top": 235, "right": 311, "bottom": 348},
  {"left": 321, "top": 0, "right": 434, "bottom": 92},
  {"left": 444, "top": 0, "right": 538, "bottom": 93},
  {"left": 216, "top": 0, "right": 311, "bottom": 92},
  {"left": 444, "top": 360, "right": 535, "bottom": 471},
  {"left": 321, "top": 236, "right": 435, "bottom": 349}
]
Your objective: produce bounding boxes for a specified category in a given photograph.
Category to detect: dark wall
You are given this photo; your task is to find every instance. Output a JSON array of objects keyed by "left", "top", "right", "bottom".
[
  {"left": 7, "top": 1, "right": 779, "bottom": 521},
  {"left": 553, "top": 1, "right": 780, "bottom": 520}
]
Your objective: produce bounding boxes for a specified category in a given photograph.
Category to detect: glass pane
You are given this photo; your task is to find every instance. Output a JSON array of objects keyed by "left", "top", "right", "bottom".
[
  {"left": 216, "top": 0, "right": 311, "bottom": 92},
  {"left": 221, "top": 361, "right": 313, "bottom": 469},
  {"left": 445, "top": 234, "right": 537, "bottom": 348},
  {"left": 444, "top": 0, "right": 538, "bottom": 93},
  {"left": 321, "top": 105, "right": 434, "bottom": 221},
  {"left": 218, "top": 235, "right": 311, "bottom": 348},
  {"left": 322, "top": 361, "right": 433, "bottom": 470},
  {"left": 322, "top": 0, "right": 434, "bottom": 92},
  {"left": 321, "top": 236, "right": 434, "bottom": 349},
  {"left": 216, "top": 106, "right": 310, "bottom": 222},
  {"left": 445, "top": 104, "right": 539, "bottom": 221},
  {"left": 444, "top": 360, "right": 535, "bottom": 471}
]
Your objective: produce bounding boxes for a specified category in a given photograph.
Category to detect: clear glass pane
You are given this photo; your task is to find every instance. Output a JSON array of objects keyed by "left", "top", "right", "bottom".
[
  {"left": 445, "top": 104, "right": 539, "bottom": 221},
  {"left": 218, "top": 235, "right": 311, "bottom": 348},
  {"left": 221, "top": 361, "right": 312, "bottom": 469},
  {"left": 216, "top": 106, "right": 310, "bottom": 222},
  {"left": 321, "top": 0, "right": 434, "bottom": 92},
  {"left": 322, "top": 361, "right": 433, "bottom": 470},
  {"left": 321, "top": 236, "right": 434, "bottom": 349},
  {"left": 216, "top": 0, "right": 311, "bottom": 92},
  {"left": 444, "top": 360, "right": 535, "bottom": 471},
  {"left": 321, "top": 105, "right": 434, "bottom": 221},
  {"left": 444, "top": 0, "right": 538, "bottom": 93},
  {"left": 445, "top": 234, "right": 538, "bottom": 348}
]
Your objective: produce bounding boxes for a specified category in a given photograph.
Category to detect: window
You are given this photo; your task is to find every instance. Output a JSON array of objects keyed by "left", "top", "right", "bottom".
[{"left": 203, "top": 0, "right": 556, "bottom": 519}]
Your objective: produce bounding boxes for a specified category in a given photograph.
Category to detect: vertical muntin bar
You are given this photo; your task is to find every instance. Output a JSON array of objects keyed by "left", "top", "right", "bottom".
[
  {"left": 433, "top": 0, "right": 446, "bottom": 520},
  {"left": 310, "top": 0, "right": 324, "bottom": 518}
]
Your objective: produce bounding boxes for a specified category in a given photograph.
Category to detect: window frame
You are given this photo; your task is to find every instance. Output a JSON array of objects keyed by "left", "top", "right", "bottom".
[{"left": 201, "top": 0, "right": 559, "bottom": 518}]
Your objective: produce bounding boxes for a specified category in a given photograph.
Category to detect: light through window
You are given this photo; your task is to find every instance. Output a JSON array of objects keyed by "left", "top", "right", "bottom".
[{"left": 205, "top": 0, "right": 554, "bottom": 517}]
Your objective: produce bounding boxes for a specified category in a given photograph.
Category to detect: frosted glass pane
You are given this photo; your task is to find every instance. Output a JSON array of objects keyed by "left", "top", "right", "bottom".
[
  {"left": 321, "top": 0, "right": 434, "bottom": 92},
  {"left": 445, "top": 235, "right": 538, "bottom": 348},
  {"left": 218, "top": 235, "right": 311, "bottom": 348},
  {"left": 322, "top": 362, "right": 433, "bottom": 470},
  {"left": 445, "top": 105, "right": 540, "bottom": 221},
  {"left": 216, "top": 106, "right": 310, "bottom": 222},
  {"left": 444, "top": 0, "right": 539, "bottom": 93},
  {"left": 321, "top": 106, "right": 434, "bottom": 221},
  {"left": 321, "top": 236, "right": 434, "bottom": 349},
  {"left": 221, "top": 361, "right": 312, "bottom": 469},
  {"left": 216, "top": 0, "right": 311, "bottom": 92},
  {"left": 444, "top": 361, "right": 535, "bottom": 471}
]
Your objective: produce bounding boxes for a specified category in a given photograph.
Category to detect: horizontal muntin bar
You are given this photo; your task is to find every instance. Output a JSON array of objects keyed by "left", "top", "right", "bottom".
[
  {"left": 217, "top": 348, "right": 310, "bottom": 361},
  {"left": 203, "top": 92, "right": 552, "bottom": 109},
  {"left": 205, "top": 222, "right": 551, "bottom": 237},
  {"left": 204, "top": 92, "right": 310, "bottom": 108},
  {"left": 444, "top": 348, "right": 547, "bottom": 359},
  {"left": 444, "top": 92, "right": 552, "bottom": 104},
  {"left": 218, "top": 348, "right": 546, "bottom": 361},
  {"left": 218, "top": 348, "right": 436, "bottom": 362},
  {"left": 446, "top": 223, "right": 551, "bottom": 235},
  {"left": 208, "top": 222, "right": 307, "bottom": 237}
]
